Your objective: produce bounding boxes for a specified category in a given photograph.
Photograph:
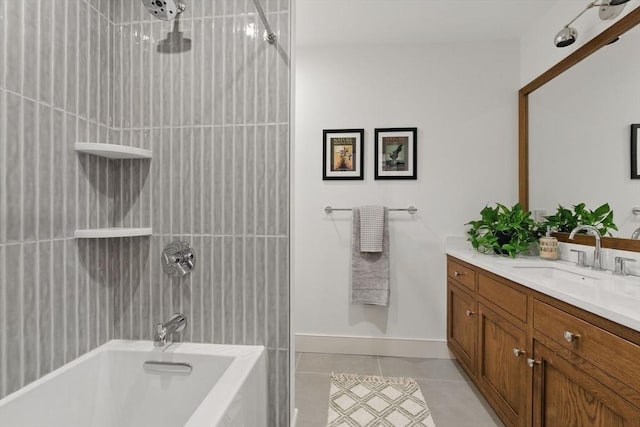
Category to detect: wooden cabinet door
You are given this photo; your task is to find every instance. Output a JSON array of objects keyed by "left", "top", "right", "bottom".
[
  {"left": 477, "top": 302, "right": 529, "bottom": 427},
  {"left": 447, "top": 281, "right": 477, "bottom": 375},
  {"left": 532, "top": 340, "right": 640, "bottom": 427}
]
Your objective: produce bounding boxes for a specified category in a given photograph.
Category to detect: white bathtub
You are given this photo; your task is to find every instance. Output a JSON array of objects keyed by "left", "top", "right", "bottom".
[{"left": 0, "top": 340, "right": 266, "bottom": 427}]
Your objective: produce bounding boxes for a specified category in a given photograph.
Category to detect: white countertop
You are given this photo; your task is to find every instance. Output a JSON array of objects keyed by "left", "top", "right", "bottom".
[{"left": 446, "top": 247, "right": 640, "bottom": 333}]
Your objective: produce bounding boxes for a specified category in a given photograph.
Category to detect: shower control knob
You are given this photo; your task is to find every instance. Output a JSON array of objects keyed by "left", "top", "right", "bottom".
[{"left": 162, "top": 241, "right": 196, "bottom": 278}]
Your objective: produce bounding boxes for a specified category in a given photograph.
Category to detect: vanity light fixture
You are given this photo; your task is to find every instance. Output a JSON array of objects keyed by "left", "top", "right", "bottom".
[{"left": 554, "top": 0, "right": 631, "bottom": 48}]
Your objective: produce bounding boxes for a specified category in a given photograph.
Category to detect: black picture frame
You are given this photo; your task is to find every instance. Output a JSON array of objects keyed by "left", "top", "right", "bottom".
[
  {"left": 322, "top": 129, "right": 364, "bottom": 180},
  {"left": 374, "top": 127, "right": 418, "bottom": 180},
  {"left": 632, "top": 124, "right": 640, "bottom": 179}
]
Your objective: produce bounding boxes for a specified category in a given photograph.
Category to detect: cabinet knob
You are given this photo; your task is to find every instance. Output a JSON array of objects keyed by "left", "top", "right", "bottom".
[
  {"left": 512, "top": 348, "right": 525, "bottom": 357},
  {"left": 466, "top": 310, "right": 475, "bottom": 317},
  {"left": 527, "top": 358, "right": 540, "bottom": 368},
  {"left": 454, "top": 271, "right": 466, "bottom": 277},
  {"left": 563, "top": 331, "right": 580, "bottom": 343}
]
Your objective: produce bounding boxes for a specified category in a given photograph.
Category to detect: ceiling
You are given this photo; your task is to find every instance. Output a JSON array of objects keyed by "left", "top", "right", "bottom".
[{"left": 296, "top": 0, "right": 559, "bottom": 47}]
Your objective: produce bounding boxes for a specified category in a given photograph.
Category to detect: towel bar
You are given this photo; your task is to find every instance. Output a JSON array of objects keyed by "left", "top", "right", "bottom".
[{"left": 324, "top": 206, "right": 418, "bottom": 215}]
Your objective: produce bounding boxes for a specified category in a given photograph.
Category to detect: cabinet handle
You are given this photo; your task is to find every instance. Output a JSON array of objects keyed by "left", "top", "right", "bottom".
[
  {"left": 454, "top": 271, "right": 466, "bottom": 277},
  {"left": 512, "top": 348, "right": 525, "bottom": 357},
  {"left": 466, "top": 310, "right": 475, "bottom": 317},
  {"left": 527, "top": 358, "right": 540, "bottom": 368},
  {"left": 564, "top": 331, "right": 580, "bottom": 343}
]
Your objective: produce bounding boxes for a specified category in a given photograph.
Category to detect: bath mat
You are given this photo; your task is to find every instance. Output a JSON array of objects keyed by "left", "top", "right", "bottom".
[{"left": 327, "top": 373, "right": 436, "bottom": 427}]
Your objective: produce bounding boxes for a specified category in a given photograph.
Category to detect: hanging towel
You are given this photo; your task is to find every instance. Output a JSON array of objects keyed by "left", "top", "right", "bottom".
[
  {"left": 351, "top": 207, "right": 390, "bottom": 306},
  {"left": 359, "top": 205, "right": 385, "bottom": 252}
]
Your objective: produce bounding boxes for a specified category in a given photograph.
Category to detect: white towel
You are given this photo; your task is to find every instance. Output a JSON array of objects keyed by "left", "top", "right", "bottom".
[{"left": 359, "top": 205, "right": 385, "bottom": 252}]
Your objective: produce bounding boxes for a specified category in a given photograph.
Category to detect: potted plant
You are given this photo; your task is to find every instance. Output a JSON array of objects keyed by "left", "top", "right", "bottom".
[
  {"left": 466, "top": 203, "right": 537, "bottom": 258},
  {"left": 541, "top": 203, "right": 618, "bottom": 236}
]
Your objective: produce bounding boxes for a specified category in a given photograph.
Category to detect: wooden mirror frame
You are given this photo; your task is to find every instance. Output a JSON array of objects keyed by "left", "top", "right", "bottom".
[{"left": 519, "top": 6, "right": 640, "bottom": 252}]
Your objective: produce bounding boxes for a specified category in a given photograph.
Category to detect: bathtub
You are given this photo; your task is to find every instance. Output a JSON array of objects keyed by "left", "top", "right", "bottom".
[{"left": 0, "top": 340, "right": 266, "bottom": 427}]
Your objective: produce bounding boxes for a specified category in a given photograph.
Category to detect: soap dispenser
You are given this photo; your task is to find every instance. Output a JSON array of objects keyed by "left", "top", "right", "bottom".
[{"left": 539, "top": 227, "right": 559, "bottom": 260}]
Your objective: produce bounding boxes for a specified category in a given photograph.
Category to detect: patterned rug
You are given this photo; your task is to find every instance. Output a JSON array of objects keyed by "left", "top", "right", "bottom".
[{"left": 327, "top": 373, "right": 436, "bottom": 427}]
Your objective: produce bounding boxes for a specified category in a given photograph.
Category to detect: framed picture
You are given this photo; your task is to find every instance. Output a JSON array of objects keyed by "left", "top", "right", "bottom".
[
  {"left": 374, "top": 127, "right": 417, "bottom": 180},
  {"left": 323, "top": 129, "right": 364, "bottom": 180},
  {"left": 632, "top": 124, "right": 640, "bottom": 179}
]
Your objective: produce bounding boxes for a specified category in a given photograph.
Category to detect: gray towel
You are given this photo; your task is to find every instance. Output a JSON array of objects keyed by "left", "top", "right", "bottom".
[
  {"left": 359, "top": 205, "right": 385, "bottom": 252},
  {"left": 351, "top": 207, "right": 390, "bottom": 306}
]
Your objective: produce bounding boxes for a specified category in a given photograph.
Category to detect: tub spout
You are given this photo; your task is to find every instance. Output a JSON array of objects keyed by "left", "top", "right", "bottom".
[{"left": 154, "top": 313, "right": 187, "bottom": 347}]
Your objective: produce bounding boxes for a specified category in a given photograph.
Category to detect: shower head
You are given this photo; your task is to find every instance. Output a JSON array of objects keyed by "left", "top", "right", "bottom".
[
  {"left": 142, "top": 0, "right": 186, "bottom": 21},
  {"left": 554, "top": 26, "right": 578, "bottom": 48}
]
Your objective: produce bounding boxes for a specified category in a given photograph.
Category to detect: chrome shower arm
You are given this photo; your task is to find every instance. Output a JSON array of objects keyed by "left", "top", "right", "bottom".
[{"left": 251, "top": 0, "right": 277, "bottom": 44}]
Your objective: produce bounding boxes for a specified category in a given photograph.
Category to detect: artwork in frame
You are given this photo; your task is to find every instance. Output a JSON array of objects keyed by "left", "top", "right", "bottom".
[
  {"left": 374, "top": 127, "right": 417, "bottom": 180},
  {"left": 632, "top": 124, "right": 640, "bottom": 179},
  {"left": 323, "top": 129, "right": 364, "bottom": 180}
]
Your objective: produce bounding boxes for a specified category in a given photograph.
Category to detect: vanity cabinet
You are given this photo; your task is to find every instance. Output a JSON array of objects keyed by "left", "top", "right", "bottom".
[
  {"left": 447, "top": 281, "right": 477, "bottom": 374},
  {"left": 477, "top": 301, "right": 528, "bottom": 427},
  {"left": 531, "top": 340, "right": 640, "bottom": 427},
  {"left": 446, "top": 255, "right": 640, "bottom": 427}
]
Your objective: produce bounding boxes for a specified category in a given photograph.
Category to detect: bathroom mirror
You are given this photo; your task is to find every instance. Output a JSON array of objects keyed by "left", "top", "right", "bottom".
[{"left": 519, "top": 7, "right": 640, "bottom": 251}]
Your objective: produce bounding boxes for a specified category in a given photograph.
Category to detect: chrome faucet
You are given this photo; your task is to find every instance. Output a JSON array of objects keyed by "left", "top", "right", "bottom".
[
  {"left": 569, "top": 225, "right": 604, "bottom": 271},
  {"left": 632, "top": 227, "right": 640, "bottom": 240},
  {"left": 154, "top": 313, "right": 187, "bottom": 347}
]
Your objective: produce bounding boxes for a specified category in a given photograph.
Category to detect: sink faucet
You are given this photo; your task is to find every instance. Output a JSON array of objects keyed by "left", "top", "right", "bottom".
[
  {"left": 154, "top": 313, "right": 187, "bottom": 347},
  {"left": 632, "top": 227, "right": 640, "bottom": 240},
  {"left": 569, "top": 225, "right": 604, "bottom": 271}
]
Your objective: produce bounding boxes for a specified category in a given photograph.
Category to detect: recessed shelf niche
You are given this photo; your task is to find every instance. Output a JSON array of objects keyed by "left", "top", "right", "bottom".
[{"left": 74, "top": 142, "right": 152, "bottom": 239}]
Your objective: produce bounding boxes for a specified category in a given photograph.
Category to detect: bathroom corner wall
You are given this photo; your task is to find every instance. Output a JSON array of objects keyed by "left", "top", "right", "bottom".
[
  {"left": 0, "top": 0, "right": 115, "bottom": 398},
  {"left": 109, "top": 2, "right": 290, "bottom": 426}
]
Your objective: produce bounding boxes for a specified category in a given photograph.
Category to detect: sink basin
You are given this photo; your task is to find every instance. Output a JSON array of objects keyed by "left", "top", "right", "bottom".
[{"left": 512, "top": 265, "right": 599, "bottom": 283}]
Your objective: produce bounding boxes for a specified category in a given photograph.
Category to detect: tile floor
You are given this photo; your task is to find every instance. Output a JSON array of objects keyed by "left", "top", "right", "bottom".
[{"left": 295, "top": 352, "right": 504, "bottom": 427}]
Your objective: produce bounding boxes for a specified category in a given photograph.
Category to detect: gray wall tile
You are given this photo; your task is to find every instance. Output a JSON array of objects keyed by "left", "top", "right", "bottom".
[
  {"left": 38, "top": 105, "right": 52, "bottom": 240},
  {"left": 38, "top": 241, "right": 52, "bottom": 378},
  {"left": 39, "top": 0, "right": 53, "bottom": 105},
  {"left": 0, "top": 245, "right": 5, "bottom": 397},
  {"left": 65, "top": 2, "right": 77, "bottom": 114},
  {"left": 5, "top": 0, "right": 23, "bottom": 93},
  {"left": 0, "top": 0, "right": 5, "bottom": 89},
  {"left": 2, "top": 89, "right": 18, "bottom": 247},
  {"left": 0, "top": 91, "right": 5, "bottom": 244},
  {"left": 52, "top": 0, "right": 66, "bottom": 109},
  {"left": 22, "top": 99, "right": 38, "bottom": 242},
  {"left": 5, "top": 244, "right": 23, "bottom": 395},
  {"left": 22, "top": 242, "right": 37, "bottom": 386}
]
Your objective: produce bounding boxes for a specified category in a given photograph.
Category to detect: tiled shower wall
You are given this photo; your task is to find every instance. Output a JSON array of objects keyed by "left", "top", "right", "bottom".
[
  {"left": 0, "top": 0, "right": 115, "bottom": 398},
  {"left": 109, "top": 1, "right": 291, "bottom": 424},
  {"left": 0, "top": 0, "right": 290, "bottom": 425}
]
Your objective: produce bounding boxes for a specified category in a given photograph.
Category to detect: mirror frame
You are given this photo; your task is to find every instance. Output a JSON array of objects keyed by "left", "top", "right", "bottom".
[{"left": 519, "top": 6, "right": 640, "bottom": 252}]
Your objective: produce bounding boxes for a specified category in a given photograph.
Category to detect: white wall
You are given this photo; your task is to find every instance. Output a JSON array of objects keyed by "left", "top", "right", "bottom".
[
  {"left": 520, "top": 0, "right": 640, "bottom": 85},
  {"left": 294, "top": 43, "right": 520, "bottom": 347}
]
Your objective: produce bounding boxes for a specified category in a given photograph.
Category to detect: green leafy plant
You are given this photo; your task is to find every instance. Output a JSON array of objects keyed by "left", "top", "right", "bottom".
[
  {"left": 466, "top": 203, "right": 537, "bottom": 258},
  {"left": 541, "top": 203, "right": 618, "bottom": 236}
]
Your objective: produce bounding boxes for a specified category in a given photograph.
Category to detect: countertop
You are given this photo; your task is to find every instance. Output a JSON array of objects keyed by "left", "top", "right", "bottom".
[{"left": 446, "top": 247, "right": 640, "bottom": 333}]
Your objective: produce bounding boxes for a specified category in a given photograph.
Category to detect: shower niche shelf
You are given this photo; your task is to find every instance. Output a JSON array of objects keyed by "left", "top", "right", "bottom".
[
  {"left": 74, "top": 142, "right": 152, "bottom": 159},
  {"left": 74, "top": 142, "right": 153, "bottom": 239},
  {"left": 74, "top": 228, "right": 153, "bottom": 239}
]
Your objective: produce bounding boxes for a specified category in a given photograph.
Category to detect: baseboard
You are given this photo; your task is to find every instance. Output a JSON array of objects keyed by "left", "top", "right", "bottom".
[{"left": 295, "top": 334, "right": 453, "bottom": 359}]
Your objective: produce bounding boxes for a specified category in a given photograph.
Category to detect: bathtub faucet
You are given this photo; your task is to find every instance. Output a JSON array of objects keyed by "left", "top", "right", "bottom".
[{"left": 154, "top": 313, "right": 187, "bottom": 347}]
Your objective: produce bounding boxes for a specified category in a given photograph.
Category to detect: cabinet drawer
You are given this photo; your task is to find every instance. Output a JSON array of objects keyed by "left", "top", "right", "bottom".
[
  {"left": 534, "top": 299, "right": 640, "bottom": 395},
  {"left": 447, "top": 258, "right": 476, "bottom": 292},
  {"left": 478, "top": 273, "right": 527, "bottom": 323}
]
